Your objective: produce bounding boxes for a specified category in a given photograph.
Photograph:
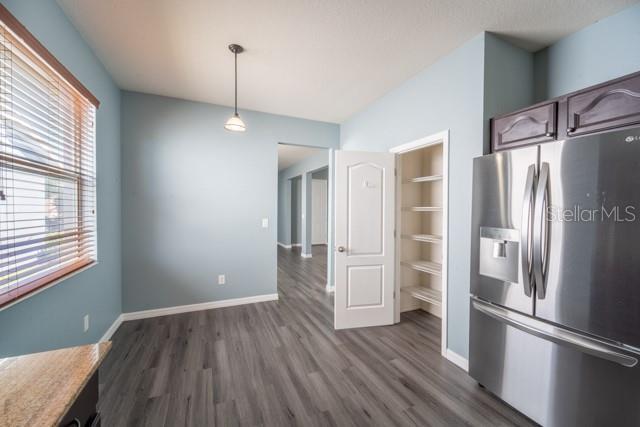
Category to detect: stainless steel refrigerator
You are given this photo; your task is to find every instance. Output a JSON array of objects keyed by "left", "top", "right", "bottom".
[{"left": 470, "top": 127, "right": 640, "bottom": 426}]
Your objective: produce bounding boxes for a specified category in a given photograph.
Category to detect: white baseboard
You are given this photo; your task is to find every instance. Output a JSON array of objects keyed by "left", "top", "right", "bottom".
[
  {"left": 277, "top": 242, "right": 304, "bottom": 249},
  {"left": 100, "top": 314, "right": 124, "bottom": 342},
  {"left": 445, "top": 349, "right": 469, "bottom": 371},
  {"left": 301, "top": 253, "right": 312, "bottom": 258},
  {"left": 121, "top": 293, "right": 279, "bottom": 321}
]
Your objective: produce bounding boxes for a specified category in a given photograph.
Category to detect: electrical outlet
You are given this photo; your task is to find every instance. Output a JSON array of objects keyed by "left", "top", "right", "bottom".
[
  {"left": 218, "top": 274, "right": 226, "bottom": 285},
  {"left": 84, "top": 314, "right": 90, "bottom": 332},
  {"left": 261, "top": 218, "right": 269, "bottom": 228}
]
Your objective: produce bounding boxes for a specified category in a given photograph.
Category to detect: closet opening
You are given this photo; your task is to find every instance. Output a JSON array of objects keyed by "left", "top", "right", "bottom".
[{"left": 391, "top": 131, "right": 449, "bottom": 356}]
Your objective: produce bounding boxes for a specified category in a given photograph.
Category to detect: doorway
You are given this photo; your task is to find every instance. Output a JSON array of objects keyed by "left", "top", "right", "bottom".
[
  {"left": 277, "top": 143, "right": 332, "bottom": 295},
  {"left": 391, "top": 131, "right": 449, "bottom": 358}
]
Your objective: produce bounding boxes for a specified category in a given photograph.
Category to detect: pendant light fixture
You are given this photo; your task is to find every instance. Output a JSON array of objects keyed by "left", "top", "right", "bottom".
[{"left": 224, "top": 44, "right": 246, "bottom": 132}]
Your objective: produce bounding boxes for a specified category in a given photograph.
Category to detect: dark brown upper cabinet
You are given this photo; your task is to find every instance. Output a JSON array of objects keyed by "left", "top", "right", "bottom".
[
  {"left": 492, "top": 102, "right": 557, "bottom": 152},
  {"left": 566, "top": 73, "right": 640, "bottom": 137},
  {"left": 489, "top": 70, "right": 640, "bottom": 152}
]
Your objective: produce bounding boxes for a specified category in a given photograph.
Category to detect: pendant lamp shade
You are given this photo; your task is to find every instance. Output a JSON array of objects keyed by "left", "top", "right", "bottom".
[{"left": 225, "top": 113, "right": 246, "bottom": 132}]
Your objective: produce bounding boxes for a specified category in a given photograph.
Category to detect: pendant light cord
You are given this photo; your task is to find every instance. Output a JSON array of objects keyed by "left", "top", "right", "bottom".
[{"left": 234, "top": 50, "right": 238, "bottom": 115}]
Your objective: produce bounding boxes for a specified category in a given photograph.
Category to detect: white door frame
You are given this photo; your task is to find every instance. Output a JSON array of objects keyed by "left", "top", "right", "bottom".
[{"left": 389, "top": 129, "right": 449, "bottom": 358}]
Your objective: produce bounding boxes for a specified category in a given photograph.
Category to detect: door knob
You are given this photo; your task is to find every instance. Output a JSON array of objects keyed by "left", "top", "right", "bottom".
[{"left": 337, "top": 246, "right": 345, "bottom": 253}]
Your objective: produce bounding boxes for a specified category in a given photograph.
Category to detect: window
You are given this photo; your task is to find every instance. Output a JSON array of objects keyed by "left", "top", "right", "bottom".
[{"left": 0, "top": 6, "right": 99, "bottom": 307}]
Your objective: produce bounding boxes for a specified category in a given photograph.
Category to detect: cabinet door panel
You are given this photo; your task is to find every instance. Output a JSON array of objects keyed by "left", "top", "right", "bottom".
[
  {"left": 59, "top": 371, "right": 99, "bottom": 427},
  {"left": 492, "top": 102, "right": 557, "bottom": 151},
  {"left": 567, "top": 73, "right": 640, "bottom": 136}
]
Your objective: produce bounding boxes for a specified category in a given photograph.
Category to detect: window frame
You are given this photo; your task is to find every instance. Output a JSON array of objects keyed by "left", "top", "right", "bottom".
[{"left": 0, "top": 4, "right": 99, "bottom": 309}]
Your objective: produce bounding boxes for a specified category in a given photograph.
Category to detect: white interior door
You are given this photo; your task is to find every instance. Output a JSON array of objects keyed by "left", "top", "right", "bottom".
[
  {"left": 312, "top": 179, "right": 328, "bottom": 244},
  {"left": 334, "top": 150, "right": 395, "bottom": 329}
]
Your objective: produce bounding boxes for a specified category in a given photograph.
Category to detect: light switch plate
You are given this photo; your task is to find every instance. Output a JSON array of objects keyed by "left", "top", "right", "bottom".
[
  {"left": 218, "top": 274, "right": 226, "bottom": 285},
  {"left": 262, "top": 218, "right": 268, "bottom": 228},
  {"left": 84, "top": 314, "right": 90, "bottom": 332}
]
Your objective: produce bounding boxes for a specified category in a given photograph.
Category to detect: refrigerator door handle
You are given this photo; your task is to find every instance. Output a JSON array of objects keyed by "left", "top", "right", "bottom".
[
  {"left": 520, "top": 164, "right": 536, "bottom": 297},
  {"left": 533, "top": 162, "right": 550, "bottom": 299},
  {"left": 472, "top": 297, "right": 639, "bottom": 368}
]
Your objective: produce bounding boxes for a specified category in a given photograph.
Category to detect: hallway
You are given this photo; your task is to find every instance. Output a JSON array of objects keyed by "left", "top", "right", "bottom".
[{"left": 97, "top": 245, "right": 533, "bottom": 426}]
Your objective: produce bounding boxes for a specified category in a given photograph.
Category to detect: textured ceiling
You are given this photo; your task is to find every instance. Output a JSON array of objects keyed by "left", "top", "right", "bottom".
[
  {"left": 278, "top": 144, "right": 326, "bottom": 171},
  {"left": 58, "top": 0, "right": 638, "bottom": 123}
]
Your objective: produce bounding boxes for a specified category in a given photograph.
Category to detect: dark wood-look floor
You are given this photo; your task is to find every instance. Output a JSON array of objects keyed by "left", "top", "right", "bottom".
[{"left": 99, "top": 245, "right": 534, "bottom": 426}]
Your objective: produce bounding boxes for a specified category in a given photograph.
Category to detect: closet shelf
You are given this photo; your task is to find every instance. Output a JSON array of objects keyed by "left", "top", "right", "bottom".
[
  {"left": 402, "top": 286, "right": 442, "bottom": 306},
  {"left": 401, "top": 234, "right": 442, "bottom": 244},
  {"left": 401, "top": 260, "right": 442, "bottom": 276},
  {"left": 404, "top": 174, "right": 443, "bottom": 184},
  {"left": 401, "top": 206, "right": 442, "bottom": 212}
]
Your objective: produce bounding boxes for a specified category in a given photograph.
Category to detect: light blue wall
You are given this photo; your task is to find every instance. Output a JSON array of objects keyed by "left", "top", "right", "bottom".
[
  {"left": 121, "top": 92, "right": 338, "bottom": 312},
  {"left": 483, "top": 33, "right": 534, "bottom": 151},
  {"left": 534, "top": 3, "right": 640, "bottom": 101},
  {"left": 0, "top": 0, "right": 121, "bottom": 357},
  {"left": 340, "top": 33, "right": 486, "bottom": 358}
]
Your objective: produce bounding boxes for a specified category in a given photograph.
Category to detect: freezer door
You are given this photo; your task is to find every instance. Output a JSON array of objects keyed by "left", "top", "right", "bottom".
[
  {"left": 536, "top": 127, "right": 640, "bottom": 348},
  {"left": 470, "top": 146, "right": 538, "bottom": 314},
  {"left": 470, "top": 297, "right": 640, "bottom": 427}
]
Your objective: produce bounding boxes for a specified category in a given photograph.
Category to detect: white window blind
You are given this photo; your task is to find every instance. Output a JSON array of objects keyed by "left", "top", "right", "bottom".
[{"left": 0, "top": 12, "right": 97, "bottom": 307}]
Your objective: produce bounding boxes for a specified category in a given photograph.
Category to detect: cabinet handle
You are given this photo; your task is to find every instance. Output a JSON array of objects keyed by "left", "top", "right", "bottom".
[
  {"left": 337, "top": 246, "right": 345, "bottom": 253},
  {"left": 66, "top": 418, "right": 81, "bottom": 427},
  {"left": 567, "top": 127, "right": 575, "bottom": 133},
  {"left": 545, "top": 132, "right": 554, "bottom": 137}
]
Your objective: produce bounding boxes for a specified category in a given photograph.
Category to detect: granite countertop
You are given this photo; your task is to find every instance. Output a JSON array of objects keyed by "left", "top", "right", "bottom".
[{"left": 0, "top": 342, "right": 111, "bottom": 427}]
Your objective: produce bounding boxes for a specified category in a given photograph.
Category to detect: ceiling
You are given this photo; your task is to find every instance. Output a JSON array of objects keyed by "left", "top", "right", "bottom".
[
  {"left": 57, "top": 0, "right": 637, "bottom": 123},
  {"left": 278, "top": 144, "right": 326, "bottom": 171}
]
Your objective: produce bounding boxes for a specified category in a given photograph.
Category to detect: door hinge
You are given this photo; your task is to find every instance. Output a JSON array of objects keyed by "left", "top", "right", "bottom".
[
  {"left": 394, "top": 168, "right": 397, "bottom": 177},
  {"left": 393, "top": 229, "right": 396, "bottom": 238},
  {"left": 393, "top": 290, "right": 396, "bottom": 299}
]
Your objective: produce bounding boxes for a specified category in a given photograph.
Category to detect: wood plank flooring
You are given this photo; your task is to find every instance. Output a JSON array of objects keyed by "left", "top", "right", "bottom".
[{"left": 99, "top": 245, "right": 535, "bottom": 426}]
